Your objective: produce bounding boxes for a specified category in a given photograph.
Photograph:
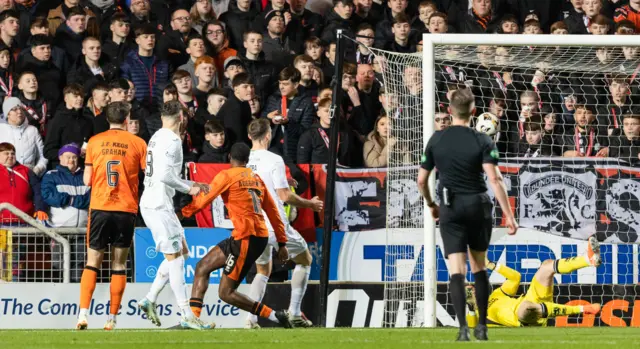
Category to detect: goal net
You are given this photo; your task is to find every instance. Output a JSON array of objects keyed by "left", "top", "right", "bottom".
[{"left": 370, "top": 34, "right": 640, "bottom": 328}]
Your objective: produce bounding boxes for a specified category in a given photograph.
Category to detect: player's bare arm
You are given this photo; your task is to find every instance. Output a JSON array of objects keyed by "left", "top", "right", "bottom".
[
  {"left": 276, "top": 188, "right": 323, "bottom": 212},
  {"left": 83, "top": 164, "right": 93, "bottom": 186},
  {"left": 482, "top": 163, "right": 518, "bottom": 235},
  {"left": 417, "top": 168, "right": 438, "bottom": 219}
]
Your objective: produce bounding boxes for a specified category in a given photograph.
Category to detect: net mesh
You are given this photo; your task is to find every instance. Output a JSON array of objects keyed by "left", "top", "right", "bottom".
[{"left": 368, "top": 40, "right": 640, "bottom": 328}]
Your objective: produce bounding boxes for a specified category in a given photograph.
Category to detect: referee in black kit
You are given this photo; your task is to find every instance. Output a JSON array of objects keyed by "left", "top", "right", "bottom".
[{"left": 417, "top": 87, "right": 518, "bottom": 341}]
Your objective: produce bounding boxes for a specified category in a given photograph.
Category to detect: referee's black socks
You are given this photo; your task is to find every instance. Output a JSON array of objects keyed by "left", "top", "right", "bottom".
[
  {"left": 473, "top": 270, "right": 490, "bottom": 326},
  {"left": 449, "top": 273, "right": 467, "bottom": 327}
]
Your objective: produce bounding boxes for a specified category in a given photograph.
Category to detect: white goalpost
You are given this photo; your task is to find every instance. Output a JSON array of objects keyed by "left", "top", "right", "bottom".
[{"left": 369, "top": 33, "right": 640, "bottom": 328}]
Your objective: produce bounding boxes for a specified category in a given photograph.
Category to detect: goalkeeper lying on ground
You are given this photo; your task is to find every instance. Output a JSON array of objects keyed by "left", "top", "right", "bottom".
[{"left": 466, "top": 235, "right": 602, "bottom": 327}]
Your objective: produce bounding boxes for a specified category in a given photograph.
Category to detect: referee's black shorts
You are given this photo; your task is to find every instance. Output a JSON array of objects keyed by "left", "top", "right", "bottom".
[{"left": 439, "top": 192, "right": 493, "bottom": 258}]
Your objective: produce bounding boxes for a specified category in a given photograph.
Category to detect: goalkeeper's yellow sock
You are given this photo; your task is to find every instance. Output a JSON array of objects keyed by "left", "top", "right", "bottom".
[
  {"left": 554, "top": 256, "right": 589, "bottom": 274},
  {"left": 541, "top": 302, "right": 583, "bottom": 318}
]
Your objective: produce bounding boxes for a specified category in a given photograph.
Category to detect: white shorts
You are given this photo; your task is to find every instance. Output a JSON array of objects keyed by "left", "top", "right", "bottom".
[
  {"left": 255, "top": 226, "right": 308, "bottom": 265},
  {"left": 140, "top": 208, "right": 185, "bottom": 254}
]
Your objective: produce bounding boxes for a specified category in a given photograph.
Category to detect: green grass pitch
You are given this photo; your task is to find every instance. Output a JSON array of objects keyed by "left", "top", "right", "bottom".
[{"left": 1, "top": 328, "right": 638, "bottom": 349}]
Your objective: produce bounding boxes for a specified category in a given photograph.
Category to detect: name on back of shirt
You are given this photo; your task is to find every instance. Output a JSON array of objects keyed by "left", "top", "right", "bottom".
[{"left": 100, "top": 141, "right": 129, "bottom": 156}]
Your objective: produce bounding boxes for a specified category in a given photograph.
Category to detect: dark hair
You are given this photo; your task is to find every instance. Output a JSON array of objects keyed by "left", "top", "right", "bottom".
[
  {"left": 105, "top": 101, "right": 131, "bottom": 125},
  {"left": 161, "top": 100, "right": 183, "bottom": 119},
  {"left": 0, "top": 9, "right": 19, "bottom": 23},
  {"left": 229, "top": 142, "right": 251, "bottom": 164},
  {"left": 232, "top": 72, "right": 252, "bottom": 88},
  {"left": 393, "top": 13, "right": 410, "bottom": 25},
  {"left": 524, "top": 121, "right": 542, "bottom": 132},
  {"left": 110, "top": 12, "right": 130, "bottom": 24},
  {"left": 617, "top": 20, "right": 636, "bottom": 34},
  {"left": 294, "top": 54, "right": 315, "bottom": 66},
  {"left": 92, "top": 81, "right": 110, "bottom": 93},
  {"left": 172, "top": 69, "right": 191, "bottom": 82},
  {"left": 356, "top": 23, "right": 374, "bottom": 33},
  {"left": 304, "top": 36, "right": 322, "bottom": 49},
  {"left": 371, "top": 114, "right": 389, "bottom": 148},
  {"left": 550, "top": 21, "right": 568, "bottom": 33},
  {"left": 67, "top": 6, "right": 86, "bottom": 19},
  {"left": 17, "top": 71, "right": 36, "bottom": 83},
  {"left": 109, "top": 78, "right": 129, "bottom": 91},
  {"left": 164, "top": 83, "right": 178, "bottom": 96},
  {"left": 247, "top": 118, "right": 271, "bottom": 141},
  {"left": 207, "top": 87, "right": 227, "bottom": 97},
  {"left": 279, "top": 67, "right": 301, "bottom": 83},
  {"left": 204, "top": 119, "right": 225, "bottom": 134},
  {"left": 591, "top": 14, "right": 611, "bottom": 27},
  {"left": 186, "top": 35, "right": 204, "bottom": 47},
  {"left": 134, "top": 24, "right": 156, "bottom": 37},
  {"left": 31, "top": 16, "right": 48, "bottom": 29},
  {"left": 429, "top": 11, "right": 447, "bottom": 22},
  {"left": 343, "top": 62, "right": 357, "bottom": 76},
  {"left": 242, "top": 30, "right": 262, "bottom": 42},
  {"left": 623, "top": 113, "right": 640, "bottom": 121},
  {"left": 63, "top": 83, "right": 84, "bottom": 97},
  {"left": 449, "top": 87, "right": 475, "bottom": 120},
  {"left": 0, "top": 142, "right": 15, "bottom": 153},
  {"left": 30, "top": 34, "right": 51, "bottom": 47},
  {"left": 318, "top": 97, "right": 332, "bottom": 109}
]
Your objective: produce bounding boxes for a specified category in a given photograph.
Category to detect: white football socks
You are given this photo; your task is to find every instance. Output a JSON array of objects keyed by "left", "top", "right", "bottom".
[
  {"left": 246, "top": 273, "right": 270, "bottom": 323},
  {"left": 167, "top": 256, "right": 194, "bottom": 318},
  {"left": 289, "top": 265, "right": 310, "bottom": 316},
  {"left": 146, "top": 259, "right": 170, "bottom": 303}
]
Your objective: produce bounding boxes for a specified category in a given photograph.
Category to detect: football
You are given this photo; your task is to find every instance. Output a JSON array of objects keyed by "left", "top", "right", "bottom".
[{"left": 475, "top": 112, "right": 500, "bottom": 136}]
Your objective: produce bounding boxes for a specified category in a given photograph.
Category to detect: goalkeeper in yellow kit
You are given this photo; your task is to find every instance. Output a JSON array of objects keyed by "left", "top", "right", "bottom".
[{"left": 466, "top": 235, "right": 602, "bottom": 327}]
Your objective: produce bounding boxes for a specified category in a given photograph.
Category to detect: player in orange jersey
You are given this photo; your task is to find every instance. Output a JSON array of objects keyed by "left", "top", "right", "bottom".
[
  {"left": 76, "top": 101, "right": 147, "bottom": 331},
  {"left": 181, "top": 143, "right": 293, "bottom": 328}
]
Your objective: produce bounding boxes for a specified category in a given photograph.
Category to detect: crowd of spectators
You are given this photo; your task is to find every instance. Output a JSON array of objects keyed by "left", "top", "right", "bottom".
[{"left": 1, "top": 0, "right": 640, "bottom": 232}]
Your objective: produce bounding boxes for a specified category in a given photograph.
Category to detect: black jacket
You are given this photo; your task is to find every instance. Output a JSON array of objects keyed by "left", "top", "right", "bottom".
[
  {"left": 217, "top": 93, "right": 253, "bottom": 146},
  {"left": 609, "top": 128, "right": 640, "bottom": 166},
  {"left": 296, "top": 122, "right": 351, "bottom": 165},
  {"left": 101, "top": 37, "right": 136, "bottom": 67},
  {"left": 43, "top": 106, "right": 94, "bottom": 166},
  {"left": 53, "top": 24, "right": 88, "bottom": 64},
  {"left": 156, "top": 28, "right": 199, "bottom": 69},
  {"left": 145, "top": 111, "right": 163, "bottom": 139},
  {"left": 85, "top": 0, "right": 128, "bottom": 39},
  {"left": 564, "top": 12, "right": 589, "bottom": 34},
  {"left": 16, "top": 53, "right": 64, "bottom": 108},
  {"left": 321, "top": 10, "right": 355, "bottom": 59},
  {"left": 261, "top": 92, "right": 316, "bottom": 162},
  {"left": 192, "top": 107, "right": 217, "bottom": 151},
  {"left": 219, "top": 6, "right": 261, "bottom": 51},
  {"left": 288, "top": 8, "right": 324, "bottom": 44},
  {"left": 67, "top": 54, "right": 120, "bottom": 96},
  {"left": 18, "top": 37, "right": 70, "bottom": 75},
  {"left": 241, "top": 53, "right": 277, "bottom": 104},
  {"left": 198, "top": 141, "right": 229, "bottom": 163}
]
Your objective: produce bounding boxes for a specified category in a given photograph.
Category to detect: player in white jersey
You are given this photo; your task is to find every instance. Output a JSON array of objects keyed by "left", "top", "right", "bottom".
[
  {"left": 137, "top": 101, "right": 211, "bottom": 330},
  {"left": 244, "top": 118, "right": 323, "bottom": 328}
]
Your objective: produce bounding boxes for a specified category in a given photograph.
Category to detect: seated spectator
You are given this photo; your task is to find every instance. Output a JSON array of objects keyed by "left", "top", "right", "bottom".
[
  {"left": 17, "top": 72, "right": 51, "bottom": 135},
  {"left": 262, "top": 67, "right": 315, "bottom": 162},
  {"left": 198, "top": 120, "right": 229, "bottom": 163},
  {"left": 222, "top": 56, "right": 246, "bottom": 94},
  {"left": 304, "top": 36, "right": 325, "bottom": 67},
  {"left": 17, "top": 35, "right": 64, "bottom": 108},
  {"left": 297, "top": 97, "right": 351, "bottom": 165},
  {"left": 459, "top": 0, "right": 503, "bottom": 33},
  {"left": 294, "top": 54, "right": 319, "bottom": 102},
  {"left": 355, "top": 24, "right": 375, "bottom": 64},
  {"left": 428, "top": 11, "right": 448, "bottom": 34},
  {"left": 241, "top": 30, "right": 277, "bottom": 104},
  {"left": 565, "top": 0, "right": 602, "bottom": 34},
  {"left": 41, "top": 143, "right": 89, "bottom": 228},
  {"left": 0, "top": 142, "right": 47, "bottom": 225},
  {"left": 217, "top": 72, "right": 255, "bottom": 145},
  {"left": 412, "top": 0, "right": 437, "bottom": 34},
  {"left": 609, "top": 113, "right": 640, "bottom": 165},
  {"left": 203, "top": 20, "right": 237, "bottom": 84},
  {"left": 67, "top": 37, "right": 119, "bottom": 96},
  {"left": 194, "top": 87, "right": 227, "bottom": 143},
  {"left": 178, "top": 36, "right": 209, "bottom": 88},
  {"left": 190, "top": 0, "right": 217, "bottom": 35},
  {"left": 44, "top": 84, "right": 93, "bottom": 167},
  {"left": 383, "top": 14, "right": 416, "bottom": 53},
  {"left": 499, "top": 15, "right": 519, "bottom": 34},
  {"left": 53, "top": 6, "right": 89, "bottom": 64},
  {"left": 614, "top": 0, "right": 640, "bottom": 33},
  {"left": 47, "top": 0, "right": 99, "bottom": 38},
  {"left": 218, "top": 0, "right": 261, "bottom": 51},
  {"left": 157, "top": 9, "right": 199, "bottom": 68},
  {"left": 558, "top": 104, "right": 609, "bottom": 157},
  {"left": 193, "top": 56, "right": 218, "bottom": 105},
  {"left": 550, "top": 21, "right": 569, "bottom": 35},
  {"left": 515, "top": 122, "right": 554, "bottom": 158},
  {"left": 523, "top": 19, "right": 543, "bottom": 34},
  {"left": 363, "top": 114, "right": 393, "bottom": 167},
  {"left": 41, "top": 143, "right": 88, "bottom": 282},
  {"left": 589, "top": 14, "right": 612, "bottom": 35},
  {"left": 121, "top": 24, "right": 170, "bottom": 111},
  {"left": 0, "top": 44, "right": 12, "bottom": 101},
  {"left": 0, "top": 98, "right": 47, "bottom": 176},
  {"left": 102, "top": 13, "right": 134, "bottom": 67}
]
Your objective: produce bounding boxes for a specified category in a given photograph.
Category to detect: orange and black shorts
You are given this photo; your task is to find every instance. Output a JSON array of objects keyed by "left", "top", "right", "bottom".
[{"left": 218, "top": 235, "right": 268, "bottom": 282}]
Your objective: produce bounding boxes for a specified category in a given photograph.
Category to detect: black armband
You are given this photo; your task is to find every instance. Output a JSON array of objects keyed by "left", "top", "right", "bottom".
[{"left": 278, "top": 242, "right": 286, "bottom": 248}]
